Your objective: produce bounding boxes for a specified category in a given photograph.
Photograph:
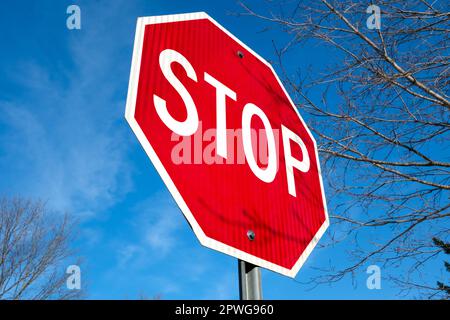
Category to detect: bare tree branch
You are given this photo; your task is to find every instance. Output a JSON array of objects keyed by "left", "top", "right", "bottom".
[
  {"left": 241, "top": 0, "right": 450, "bottom": 298},
  {"left": 0, "top": 197, "right": 83, "bottom": 300}
]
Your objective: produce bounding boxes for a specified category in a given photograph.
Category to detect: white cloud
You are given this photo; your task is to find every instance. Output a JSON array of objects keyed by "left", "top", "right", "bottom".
[
  {"left": 0, "top": 2, "right": 134, "bottom": 217},
  {"left": 133, "top": 193, "right": 184, "bottom": 256}
]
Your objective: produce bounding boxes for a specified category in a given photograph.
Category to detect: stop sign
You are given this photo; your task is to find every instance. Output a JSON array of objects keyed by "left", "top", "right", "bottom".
[{"left": 125, "top": 12, "right": 329, "bottom": 277}]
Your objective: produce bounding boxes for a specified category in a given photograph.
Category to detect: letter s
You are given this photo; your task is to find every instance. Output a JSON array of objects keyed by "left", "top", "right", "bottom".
[{"left": 153, "top": 49, "right": 199, "bottom": 136}]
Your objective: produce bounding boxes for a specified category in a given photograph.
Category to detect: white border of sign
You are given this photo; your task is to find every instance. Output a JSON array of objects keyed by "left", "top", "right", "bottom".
[{"left": 125, "top": 12, "right": 329, "bottom": 278}]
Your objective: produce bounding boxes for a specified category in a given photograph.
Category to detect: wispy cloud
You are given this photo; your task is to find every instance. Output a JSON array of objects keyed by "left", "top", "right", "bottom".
[
  {"left": 102, "top": 190, "right": 237, "bottom": 297},
  {"left": 140, "top": 199, "right": 184, "bottom": 255},
  {"left": 0, "top": 1, "right": 134, "bottom": 217},
  {"left": 116, "top": 192, "right": 184, "bottom": 265}
]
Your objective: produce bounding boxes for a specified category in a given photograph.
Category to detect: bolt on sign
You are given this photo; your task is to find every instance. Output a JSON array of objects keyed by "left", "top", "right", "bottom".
[{"left": 125, "top": 12, "right": 329, "bottom": 277}]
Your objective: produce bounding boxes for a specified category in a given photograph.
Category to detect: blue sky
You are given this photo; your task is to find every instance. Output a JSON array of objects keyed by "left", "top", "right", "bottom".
[{"left": 0, "top": 0, "right": 414, "bottom": 299}]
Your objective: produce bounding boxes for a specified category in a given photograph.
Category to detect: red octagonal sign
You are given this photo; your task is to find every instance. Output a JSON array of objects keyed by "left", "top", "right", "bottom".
[{"left": 125, "top": 12, "right": 329, "bottom": 277}]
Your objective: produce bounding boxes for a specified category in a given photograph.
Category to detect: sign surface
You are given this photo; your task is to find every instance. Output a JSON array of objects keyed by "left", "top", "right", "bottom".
[{"left": 125, "top": 12, "right": 329, "bottom": 277}]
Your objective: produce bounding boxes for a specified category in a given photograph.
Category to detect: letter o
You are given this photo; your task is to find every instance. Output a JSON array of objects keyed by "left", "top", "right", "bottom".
[{"left": 242, "top": 103, "right": 277, "bottom": 183}]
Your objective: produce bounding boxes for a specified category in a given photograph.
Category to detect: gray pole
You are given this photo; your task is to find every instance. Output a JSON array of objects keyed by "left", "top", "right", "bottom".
[{"left": 238, "top": 260, "right": 263, "bottom": 300}]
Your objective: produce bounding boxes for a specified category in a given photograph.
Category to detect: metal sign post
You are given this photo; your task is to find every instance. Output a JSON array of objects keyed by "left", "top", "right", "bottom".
[{"left": 238, "top": 260, "right": 263, "bottom": 300}]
